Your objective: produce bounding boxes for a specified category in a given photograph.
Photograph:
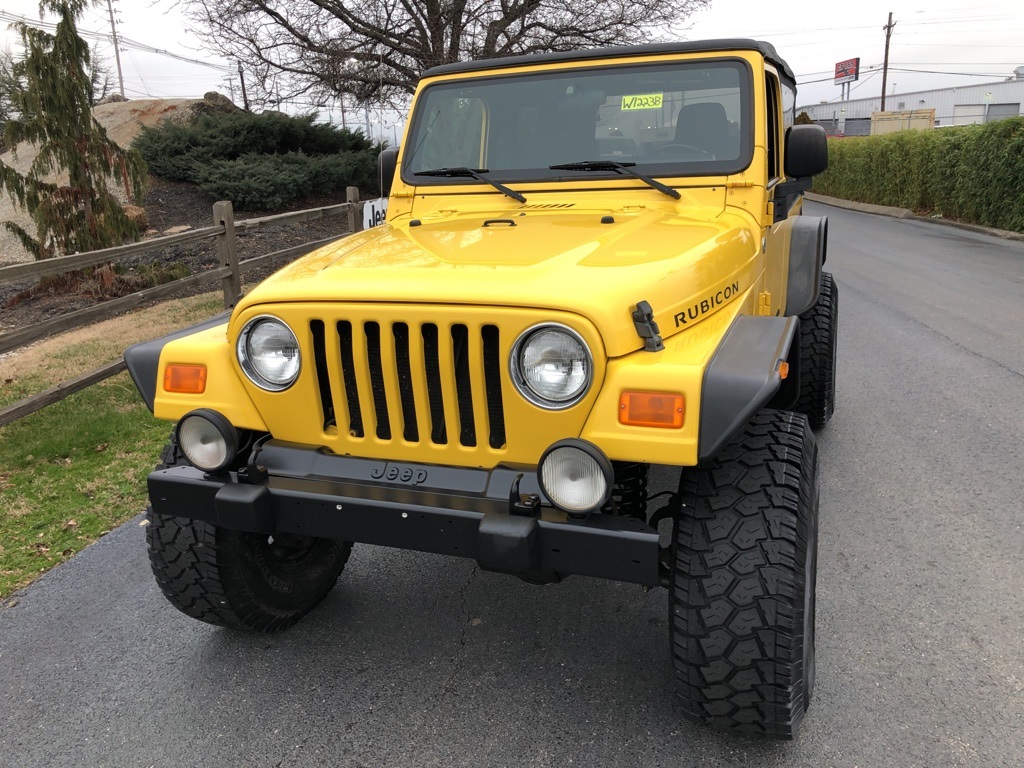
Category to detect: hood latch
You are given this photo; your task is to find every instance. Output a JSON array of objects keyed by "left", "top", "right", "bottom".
[{"left": 631, "top": 300, "right": 664, "bottom": 352}]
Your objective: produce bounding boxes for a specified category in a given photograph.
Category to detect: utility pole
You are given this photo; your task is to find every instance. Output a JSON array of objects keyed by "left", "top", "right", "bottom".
[
  {"left": 880, "top": 12, "right": 895, "bottom": 111},
  {"left": 237, "top": 61, "right": 250, "bottom": 111},
  {"left": 105, "top": 0, "right": 125, "bottom": 98}
]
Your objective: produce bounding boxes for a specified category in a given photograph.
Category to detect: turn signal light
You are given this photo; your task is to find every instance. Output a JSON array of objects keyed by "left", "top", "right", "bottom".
[
  {"left": 778, "top": 361, "right": 790, "bottom": 380},
  {"left": 164, "top": 364, "right": 207, "bottom": 394},
  {"left": 618, "top": 391, "right": 684, "bottom": 429}
]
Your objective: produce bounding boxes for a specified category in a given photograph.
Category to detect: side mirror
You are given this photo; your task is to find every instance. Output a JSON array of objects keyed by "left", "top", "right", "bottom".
[
  {"left": 784, "top": 125, "right": 828, "bottom": 178},
  {"left": 377, "top": 147, "right": 399, "bottom": 197}
]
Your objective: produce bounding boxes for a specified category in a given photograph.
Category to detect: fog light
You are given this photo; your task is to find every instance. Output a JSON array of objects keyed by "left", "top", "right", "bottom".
[
  {"left": 538, "top": 439, "right": 613, "bottom": 515},
  {"left": 176, "top": 409, "right": 238, "bottom": 473}
]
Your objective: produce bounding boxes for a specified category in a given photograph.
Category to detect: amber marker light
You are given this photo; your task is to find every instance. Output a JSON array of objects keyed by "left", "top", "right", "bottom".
[
  {"left": 164, "top": 364, "right": 207, "bottom": 394},
  {"left": 778, "top": 361, "right": 790, "bottom": 380},
  {"left": 618, "top": 391, "right": 684, "bottom": 429}
]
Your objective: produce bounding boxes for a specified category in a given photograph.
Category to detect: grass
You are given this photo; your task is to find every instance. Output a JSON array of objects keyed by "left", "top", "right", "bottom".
[
  {"left": 0, "top": 291, "right": 225, "bottom": 598},
  {"left": 0, "top": 377, "right": 167, "bottom": 596}
]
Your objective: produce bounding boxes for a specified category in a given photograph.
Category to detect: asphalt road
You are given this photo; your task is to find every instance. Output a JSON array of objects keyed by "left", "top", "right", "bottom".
[{"left": 2, "top": 202, "right": 1023, "bottom": 767}]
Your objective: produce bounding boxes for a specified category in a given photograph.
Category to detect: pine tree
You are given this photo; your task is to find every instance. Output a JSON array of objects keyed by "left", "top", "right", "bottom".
[{"left": 0, "top": 0, "right": 145, "bottom": 260}]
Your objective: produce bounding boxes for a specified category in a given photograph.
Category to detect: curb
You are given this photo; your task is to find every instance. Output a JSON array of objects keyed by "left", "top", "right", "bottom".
[{"left": 805, "top": 193, "right": 1024, "bottom": 243}]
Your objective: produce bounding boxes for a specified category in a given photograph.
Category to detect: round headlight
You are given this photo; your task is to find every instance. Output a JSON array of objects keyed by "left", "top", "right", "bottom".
[
  {"left": 177, "top": 409, "right": 238, "bottom": 472},
  {"left": 511, "top": 324, "right": 592, "bottom": 408},
  {"left": 538, "top": 439, "right": 613, "bottom": 515},
  {"left": 237, "top": 316, "right": 300, "bottom": 391}
]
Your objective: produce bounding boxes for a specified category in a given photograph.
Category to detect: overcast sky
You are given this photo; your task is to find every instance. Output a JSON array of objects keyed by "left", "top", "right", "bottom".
[{"left": 2, "top": 0, "right": 1023, "bottom": 124}]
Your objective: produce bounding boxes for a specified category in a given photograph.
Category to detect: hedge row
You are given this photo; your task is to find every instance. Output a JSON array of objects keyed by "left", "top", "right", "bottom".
[
  {"left": 813, "top": 117, "right": 1024, "bottom": 233},
  {"left": 135, "top": 111, "right": 381, "bottom": 210}
]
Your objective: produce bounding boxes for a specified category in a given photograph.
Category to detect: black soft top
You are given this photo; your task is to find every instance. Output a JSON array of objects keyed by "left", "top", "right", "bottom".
[{"left": 421, "top": 39, "right": 796, "bottom": 88}]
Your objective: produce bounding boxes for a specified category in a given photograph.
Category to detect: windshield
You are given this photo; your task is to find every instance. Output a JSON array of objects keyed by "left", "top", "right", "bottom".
[{"left": 403, "top": 59, "right": 752, "bottom": 185}]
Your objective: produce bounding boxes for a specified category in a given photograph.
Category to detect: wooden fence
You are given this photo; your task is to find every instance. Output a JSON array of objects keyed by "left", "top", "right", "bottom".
[{"left": 0, "top": 188, "right": 364, "bottom": 427}]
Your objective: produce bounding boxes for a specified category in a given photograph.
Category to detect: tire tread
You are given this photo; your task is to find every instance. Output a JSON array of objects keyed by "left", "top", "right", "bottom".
[
  {"left": 146, "top": 440, "right": 351, "bottom": 632},
  {"left": 795, "top": 272, "right": 838, "bottom": 430},
  {"left": 671, "top": 410, "right": 817, "bottom": 739}
]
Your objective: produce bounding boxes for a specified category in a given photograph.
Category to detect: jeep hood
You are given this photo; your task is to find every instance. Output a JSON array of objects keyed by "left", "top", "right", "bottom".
[{"left": 238, "top": 208, "right": 759, "bottom": 358}]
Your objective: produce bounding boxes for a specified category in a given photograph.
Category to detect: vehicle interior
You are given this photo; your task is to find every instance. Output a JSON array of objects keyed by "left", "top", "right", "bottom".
[{"left": 403, "top": 60, "right": 751, "bottom": 181}]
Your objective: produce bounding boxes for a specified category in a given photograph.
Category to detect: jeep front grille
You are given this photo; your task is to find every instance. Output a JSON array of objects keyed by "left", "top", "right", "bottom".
[{"left": 310, "top": 320, "right": 506, "bottom": 450}]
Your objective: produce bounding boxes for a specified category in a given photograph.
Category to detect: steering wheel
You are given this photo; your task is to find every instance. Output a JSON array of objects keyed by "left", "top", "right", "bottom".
[{"left": 643, "top": 143, "right": 714, "bottom": 162}]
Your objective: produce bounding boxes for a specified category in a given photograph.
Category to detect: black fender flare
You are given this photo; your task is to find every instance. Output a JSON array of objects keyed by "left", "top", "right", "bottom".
[
  {"left": 786, "top": 215, "right": 827, "bottom": 316},
  {"left": 698, "top": 315, "right": 798, "bottom": 462}
]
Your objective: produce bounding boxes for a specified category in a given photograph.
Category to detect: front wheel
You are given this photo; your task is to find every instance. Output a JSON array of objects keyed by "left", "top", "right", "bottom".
[
  {"left": 670, "top": 410, "right": 818, "bottom": 739},
  {"left": 146, "top": 442, "right": 352, "bottom": 632}
]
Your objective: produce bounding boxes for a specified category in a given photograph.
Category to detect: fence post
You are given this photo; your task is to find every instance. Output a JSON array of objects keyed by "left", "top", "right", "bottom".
[
  {"left": 346, "top": 186, "right": 362, "bottom": 233},
  {"left": 214, "top": 200, "right": 240, "bottom": 309}
]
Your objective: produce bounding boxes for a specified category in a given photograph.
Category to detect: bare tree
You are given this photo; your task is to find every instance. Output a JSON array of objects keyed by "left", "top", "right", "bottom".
[
  {"left": 0, "top": 47, "right": 20, "bottom": 147},
  {"left": 88, "top": 60, "right": 115, "bottom": 105},
  {"left": 178, "top": 0, "right": 710, "bottom": 108}
]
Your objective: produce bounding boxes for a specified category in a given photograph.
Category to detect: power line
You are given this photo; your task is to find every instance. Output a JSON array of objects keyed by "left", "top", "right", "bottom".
[
  {"left": 0, "top": 10, "right": 231, "bottom": 72},
  {"left": 695, "top": 11, "right": 1024, "bottom": 40},
  {"left": 798, "top": 75, "right": 841, "bottom": 85},
  {"left": 896, "top": 42, "right": 1024, "bottom": 49},
  {"left": 891, "top": 62, "right": 1024, "bottom": 66},
  {"left": 887, "top": 67, "right": 1010, "bottom": 77}
]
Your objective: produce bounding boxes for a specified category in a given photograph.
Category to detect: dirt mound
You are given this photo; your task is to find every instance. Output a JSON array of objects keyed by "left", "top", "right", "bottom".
[{"left": 0, "top": 94, "right": 238, "bottom": 266}]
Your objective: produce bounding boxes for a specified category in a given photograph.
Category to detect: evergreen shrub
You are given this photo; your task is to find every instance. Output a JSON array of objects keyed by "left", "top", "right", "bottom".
[{"left": 136, "top": 111, "right": 379, "bottom": 209}]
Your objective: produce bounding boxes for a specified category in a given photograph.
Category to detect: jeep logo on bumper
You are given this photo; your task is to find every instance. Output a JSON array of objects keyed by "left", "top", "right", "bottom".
[{"left": 371, "top": 462, "right": 429, "bottom": 485}]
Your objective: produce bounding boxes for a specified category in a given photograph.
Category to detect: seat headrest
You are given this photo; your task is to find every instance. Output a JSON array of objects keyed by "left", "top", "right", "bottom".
[{"left": 674, "top": 103, "right": 735, "bottom": 159}]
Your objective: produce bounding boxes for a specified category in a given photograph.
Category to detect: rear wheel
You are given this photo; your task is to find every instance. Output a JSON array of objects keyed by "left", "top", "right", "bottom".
[
  {"left": 795, "top": 271, "right": 838, "bottom": 430},
  {"left": 146, "top": 441, "right": 352, "bottom": 632},
  {"left": 670, "top": 410, "right": 818, "bottom": 739}
]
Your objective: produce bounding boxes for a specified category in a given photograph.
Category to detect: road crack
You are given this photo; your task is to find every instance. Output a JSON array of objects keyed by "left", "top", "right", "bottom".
[
  {"left": 843, "top": 279, "right": 1024, "bottom": 381},
  {"left": 441, "top": 565, "right": 478, "bottom": 697}
]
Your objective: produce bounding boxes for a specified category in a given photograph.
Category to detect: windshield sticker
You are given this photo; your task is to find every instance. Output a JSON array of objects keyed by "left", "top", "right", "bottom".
[{"left": 621, "top": 93, "right": 664, "bottom": 111}]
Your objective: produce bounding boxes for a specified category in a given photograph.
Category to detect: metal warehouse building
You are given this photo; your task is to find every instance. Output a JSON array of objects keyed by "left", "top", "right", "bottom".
[{"left": 797, "top": 67, "right": 1024, "bottom": 137}]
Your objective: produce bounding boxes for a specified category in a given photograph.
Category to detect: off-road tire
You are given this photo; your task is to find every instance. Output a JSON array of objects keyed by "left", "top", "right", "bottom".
[
  {"left": 146, "top": 441, "right": 352, "bottom": 632},
  {"left": 670, "top": 410, "right": 818, "bottom": 739},
  {"left": 795, "top": 271, "right": 838, "bottom": 430}
]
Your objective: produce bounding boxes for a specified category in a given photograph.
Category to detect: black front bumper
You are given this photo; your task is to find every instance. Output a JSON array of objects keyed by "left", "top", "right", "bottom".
[{"left": 148, "top": 442, "right": 660, "bottom": 586}]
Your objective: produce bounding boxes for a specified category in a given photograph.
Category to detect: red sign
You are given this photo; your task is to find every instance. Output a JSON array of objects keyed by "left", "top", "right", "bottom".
[{"left": 834, "top": 58, "right": 860, "bottom": 85}]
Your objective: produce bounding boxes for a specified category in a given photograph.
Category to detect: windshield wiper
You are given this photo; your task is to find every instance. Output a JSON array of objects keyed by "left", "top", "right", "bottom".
[
  {"left": 549, "top": 160, "right": 681, "bottom": 200},
  {"left": 413, "top": 167, "right": 527, "bottom": 203}
]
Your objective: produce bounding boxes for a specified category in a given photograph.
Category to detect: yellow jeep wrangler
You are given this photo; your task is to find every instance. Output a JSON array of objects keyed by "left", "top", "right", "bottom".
[{"left": 126, "top": 39, "right": 834, "bottom": 739}]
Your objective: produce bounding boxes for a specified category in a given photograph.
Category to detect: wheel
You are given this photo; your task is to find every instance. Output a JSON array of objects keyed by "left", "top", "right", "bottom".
[
  {"left": 145, "top": 441, "right": 352, "bottom": 632},
  {"left": 670, "top": 410, "right": 818, "bottom": 739},
  {"left": 795, "top": 271, "right": 838, "bottom": 430}
]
